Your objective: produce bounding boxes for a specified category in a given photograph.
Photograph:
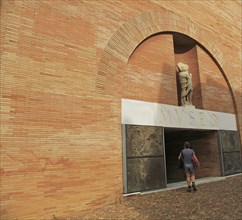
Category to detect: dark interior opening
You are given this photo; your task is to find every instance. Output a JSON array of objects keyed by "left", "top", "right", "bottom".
[{"left": 164, "top": 128, "right": 222, "bottom": 184}]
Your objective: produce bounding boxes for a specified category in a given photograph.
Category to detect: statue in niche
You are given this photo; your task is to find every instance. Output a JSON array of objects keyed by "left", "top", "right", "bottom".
[{"left": 177, "top": 62, "right": 193, "bottom": 106}]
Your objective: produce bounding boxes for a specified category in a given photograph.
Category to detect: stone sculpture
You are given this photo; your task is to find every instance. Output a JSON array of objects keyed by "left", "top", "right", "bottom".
[{"left": 177, "top": 62, "right": 193, "bottom": 106}]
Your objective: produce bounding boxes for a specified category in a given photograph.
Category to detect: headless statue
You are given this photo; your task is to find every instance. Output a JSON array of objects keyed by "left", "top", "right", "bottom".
[{"left": 177, "top": 62, "right": 193, "bottom": 106}]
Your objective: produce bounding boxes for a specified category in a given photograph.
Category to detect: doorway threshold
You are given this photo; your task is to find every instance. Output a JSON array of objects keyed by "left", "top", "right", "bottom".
[
  {"left": 141, "top": 176, "right": 226, "bottom": 195},
  {"left": 123, "top": 174, "right": 241, "bottom": 197},
  {"left": 167, "top": 176, "right": 226, "bottom": 189}
]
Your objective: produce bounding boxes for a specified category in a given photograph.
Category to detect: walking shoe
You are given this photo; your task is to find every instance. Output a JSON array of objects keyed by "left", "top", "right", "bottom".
[
  {"left": 187, "top": 186, "right": 192, "bottom": 192},
  {"left": 192, "top": 182, "right": 197, "bottom": 191}
]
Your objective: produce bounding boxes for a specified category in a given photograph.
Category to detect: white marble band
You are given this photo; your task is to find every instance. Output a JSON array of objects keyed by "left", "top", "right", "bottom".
[{"left": 121, "top": 99, "right": 237, "bottom": 131}]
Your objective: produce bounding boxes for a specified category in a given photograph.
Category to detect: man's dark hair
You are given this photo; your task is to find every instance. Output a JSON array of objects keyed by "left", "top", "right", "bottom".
[{"left": 183, "top": 141, "right": 190, "bottom": 148}]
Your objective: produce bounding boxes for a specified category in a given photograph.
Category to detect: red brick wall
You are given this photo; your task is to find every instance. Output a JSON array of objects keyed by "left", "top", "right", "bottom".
[
  {"left": 1, "top": 0, "right": 241, "bottom": 219},
  {"left": 123, "top": 34, "right": 177, "bottom": 105},
  {"left": 192, "top": 132, "right": 221, "bottom": 178},
  {"left": 197, "top": 46, "right": 235, "bottom": 113}
]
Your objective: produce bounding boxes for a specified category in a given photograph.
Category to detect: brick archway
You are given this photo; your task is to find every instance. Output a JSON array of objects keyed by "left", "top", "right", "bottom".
[
  {"left": 96, "top": 10, "right": 241, "bottom": 143},
  {"left": 96, "top": 11, "right": 228, "bottom": 94}
]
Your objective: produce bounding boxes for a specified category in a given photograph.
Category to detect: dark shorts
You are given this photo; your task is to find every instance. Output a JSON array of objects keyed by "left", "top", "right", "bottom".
[{"left": 184, "top": 164, "right": 195, "bottom": 174}]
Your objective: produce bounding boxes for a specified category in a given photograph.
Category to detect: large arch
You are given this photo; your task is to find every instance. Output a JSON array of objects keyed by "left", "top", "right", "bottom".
[{"left": 95, "top": 10, "right": 241, "bottom": 146}]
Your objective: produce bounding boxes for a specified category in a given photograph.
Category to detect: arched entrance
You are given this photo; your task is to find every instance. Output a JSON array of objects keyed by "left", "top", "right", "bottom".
[
  {"left": 96, "top": 10, "right": 241, "bottom": 146},
  {"left": 96, "top": 11, "right": 241, "bottom": 194},
  {"left": 122, "top": 99, "right": 240, "bottom": 194}
]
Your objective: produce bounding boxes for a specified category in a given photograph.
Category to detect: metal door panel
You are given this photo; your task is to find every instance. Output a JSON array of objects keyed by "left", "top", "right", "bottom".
[
  {"left": 218, "top": 130, "right": 241, "bottom": 175},
  {"left": 125, "top": 125, "right": 166, "bottom": 193}
]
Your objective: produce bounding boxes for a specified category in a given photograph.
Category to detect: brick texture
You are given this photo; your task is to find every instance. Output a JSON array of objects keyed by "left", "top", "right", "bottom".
[
  {"left": 197, "top": 46, "right": 235, "bottom": 113},
  {"left": 123, "top": 34, "right": 177, "bottom": 105},
  {"left": 1, "top": 0, "right": 241, "bottom": 219}
]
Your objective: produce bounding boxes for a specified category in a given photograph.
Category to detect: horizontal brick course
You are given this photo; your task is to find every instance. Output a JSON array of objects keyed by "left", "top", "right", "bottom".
[{"left": 1, "top": 0, "right": 241, "bottom": 219}]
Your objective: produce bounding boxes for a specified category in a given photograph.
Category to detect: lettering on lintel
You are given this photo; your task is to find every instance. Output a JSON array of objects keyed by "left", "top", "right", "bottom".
[{"left": 159, "top": 106, "right": 221, "bottom": 129}]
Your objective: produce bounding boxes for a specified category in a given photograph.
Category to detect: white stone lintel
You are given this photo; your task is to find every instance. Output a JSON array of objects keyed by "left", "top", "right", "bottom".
[{"left": 121, "top": 99, "right": 237, "bottom": 131}]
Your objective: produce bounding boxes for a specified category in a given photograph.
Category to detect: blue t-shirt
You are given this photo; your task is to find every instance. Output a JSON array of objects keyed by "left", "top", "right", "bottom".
[{"left": 181, "top": 148, "right": 195, "bottom": 165}]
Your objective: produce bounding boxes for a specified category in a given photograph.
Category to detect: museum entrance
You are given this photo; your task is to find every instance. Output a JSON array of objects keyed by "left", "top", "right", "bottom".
[
  {"left": 164, "top": 128, "right": 222, "bottom": 184},
  {"left": 123, "top": 123, "right": 241, "bottom": 194}
]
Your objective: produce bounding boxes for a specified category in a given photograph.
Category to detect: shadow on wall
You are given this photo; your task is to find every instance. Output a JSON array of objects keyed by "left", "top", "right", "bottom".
[{"left": 160, "top": 61, "right": 177, "bottom": 105}]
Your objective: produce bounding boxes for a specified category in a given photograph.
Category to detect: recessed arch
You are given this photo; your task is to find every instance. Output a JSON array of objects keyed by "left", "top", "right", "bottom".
[
  {"left": 95, "top": 10, "right": 240, "bottom": 136},
  {"left": 96, "top": 11, "right": 228, "bottom": 93}
]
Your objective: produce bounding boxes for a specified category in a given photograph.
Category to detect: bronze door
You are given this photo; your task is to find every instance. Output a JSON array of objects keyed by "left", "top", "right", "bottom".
[
  {"left": 125, "top": 125, "right": 166, "bottom": 193},
  {"left": 218, "top": 130, "right": 241, "bottom": 176}
]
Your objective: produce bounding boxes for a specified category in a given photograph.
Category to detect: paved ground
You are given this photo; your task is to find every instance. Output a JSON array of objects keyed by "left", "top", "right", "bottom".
[{"left": 57, "top": 174, "right": 242, "bottom": 220}]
